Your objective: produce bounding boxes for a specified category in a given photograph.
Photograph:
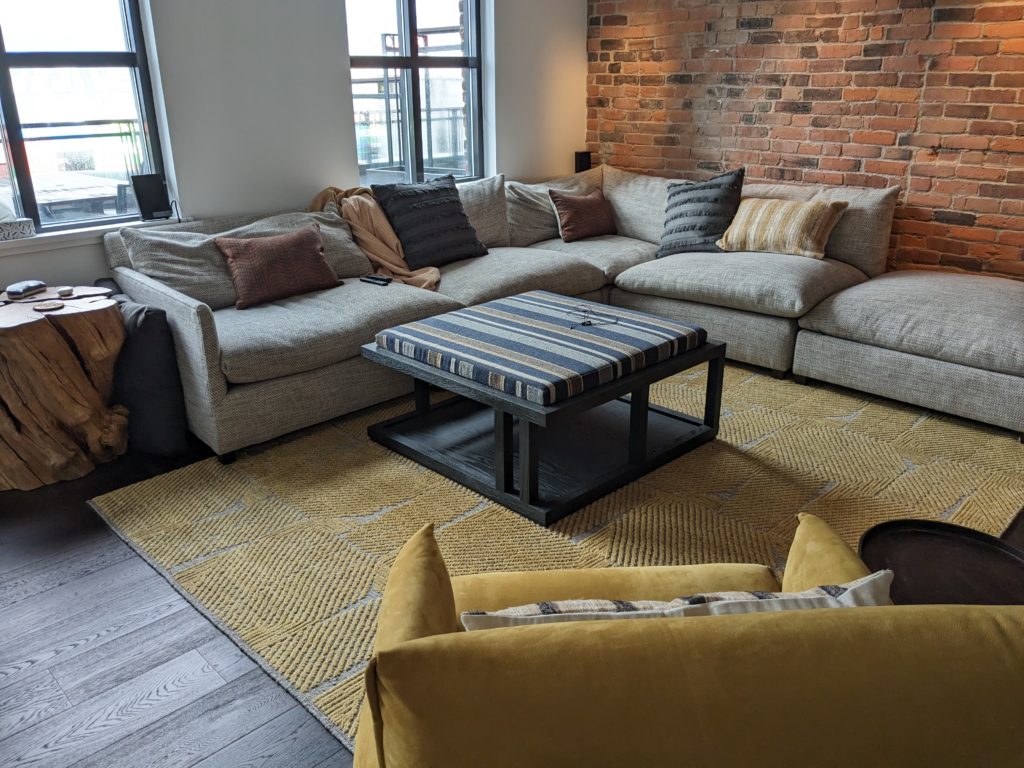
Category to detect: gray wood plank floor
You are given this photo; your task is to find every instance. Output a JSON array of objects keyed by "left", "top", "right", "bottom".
[{"left": 0, "top": 451, "right": 352, "bottom": 768}]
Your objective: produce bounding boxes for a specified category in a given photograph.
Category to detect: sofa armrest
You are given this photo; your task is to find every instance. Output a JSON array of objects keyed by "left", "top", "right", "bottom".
[{"left": 112, "top": 266, "right": 227, "bottom": 418}]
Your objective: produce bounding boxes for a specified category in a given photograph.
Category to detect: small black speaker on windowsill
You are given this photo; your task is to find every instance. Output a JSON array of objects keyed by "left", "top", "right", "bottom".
[
  {"left": 130, "top": 174, "right": 173, "bottom": 220},
  {"left": 575, "top": 151, "right": 593, "bottom": 173}
]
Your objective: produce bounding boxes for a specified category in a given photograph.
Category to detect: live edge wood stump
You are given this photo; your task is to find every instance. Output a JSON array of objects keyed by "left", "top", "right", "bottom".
[{"left": 0, "top": 287, "right": 128, "bottom": 491}]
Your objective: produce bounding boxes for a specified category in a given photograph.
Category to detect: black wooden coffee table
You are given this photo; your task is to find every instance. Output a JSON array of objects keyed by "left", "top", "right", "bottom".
[{"left": 361, "top": 291, "right": 725, "bottom": 526}]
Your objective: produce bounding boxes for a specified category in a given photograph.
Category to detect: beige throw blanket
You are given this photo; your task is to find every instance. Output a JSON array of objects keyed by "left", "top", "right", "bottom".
[{"left": 309, "top": 187, "right": 440, "bottom": 291}]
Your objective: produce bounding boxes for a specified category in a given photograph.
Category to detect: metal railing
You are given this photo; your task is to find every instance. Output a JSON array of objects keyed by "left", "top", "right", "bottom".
[{"left": 354, "top": 105, "right": 470, "bottom": 179}]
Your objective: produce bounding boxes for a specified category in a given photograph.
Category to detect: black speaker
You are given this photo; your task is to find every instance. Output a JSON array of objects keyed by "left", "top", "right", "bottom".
[
  {"left": 130, "top": 174, "right": 173, "bottom": 220},
  {"left": 574, "top": 151, "right": 593, "bottom": 173}
]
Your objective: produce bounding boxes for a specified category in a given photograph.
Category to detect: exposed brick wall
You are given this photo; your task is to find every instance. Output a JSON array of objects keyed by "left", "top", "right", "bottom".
[{"left": 586, "top": 1, "right": 1024, "bottom": 280}]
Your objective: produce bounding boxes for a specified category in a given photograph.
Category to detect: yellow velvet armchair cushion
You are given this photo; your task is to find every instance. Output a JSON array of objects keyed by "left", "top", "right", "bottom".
[{"left": 782, "top": 512, "right": 870, "bottom": 592}]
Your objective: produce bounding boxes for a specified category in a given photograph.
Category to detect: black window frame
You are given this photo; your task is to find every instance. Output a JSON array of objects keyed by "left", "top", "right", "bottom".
[
  {"left": 349, "top": 0, "right": 484, "bottom": 184},
  {"left": 0, "top": 0, "right": 165, "bottom": 233}
]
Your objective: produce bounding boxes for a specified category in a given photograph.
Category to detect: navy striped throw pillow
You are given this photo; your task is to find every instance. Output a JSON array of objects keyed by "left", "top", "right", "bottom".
[
  {"left": 657, "top": 168, "right": 745, "bottom": 258},
  {"left": 372, "top": 175, "right": 488, "bottom": 270}
]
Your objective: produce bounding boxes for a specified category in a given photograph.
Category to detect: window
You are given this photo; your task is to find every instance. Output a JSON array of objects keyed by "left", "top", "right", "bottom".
[
  {"left": 346, "top": 0, "right": 482, "bottom": 186},
  {"left": 0, "top": 0, "right": 164, "bottom": 232}
]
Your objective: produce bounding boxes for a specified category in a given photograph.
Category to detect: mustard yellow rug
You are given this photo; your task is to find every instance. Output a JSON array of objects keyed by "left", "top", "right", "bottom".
[{"left": 90, "top": 363, "right": 1024, "bottom": 750}]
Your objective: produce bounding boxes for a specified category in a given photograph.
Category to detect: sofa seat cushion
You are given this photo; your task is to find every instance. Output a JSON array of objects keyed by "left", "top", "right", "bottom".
[
  {"left": 214, "top": 281, "right": 463, "bottom": 384},
  {"left": 799, "top": 271, "right": 1024, "bottom": 378},
  {"left": 530, "top": 235, "right": 657, "bottom": 280},
  {"left": 602, "top": 165, "right": 678, "bottom": 244},
  {"left": 615, "top": 251, "right": 868, "bottom": 318},
  {"left": 434, "top": 247, "right": 607, "bottom": 306}
]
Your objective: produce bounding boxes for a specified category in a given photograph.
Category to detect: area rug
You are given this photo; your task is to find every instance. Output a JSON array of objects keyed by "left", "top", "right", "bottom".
[{"left": 90, "top": 363, "right": 1024, "bottom": 750}]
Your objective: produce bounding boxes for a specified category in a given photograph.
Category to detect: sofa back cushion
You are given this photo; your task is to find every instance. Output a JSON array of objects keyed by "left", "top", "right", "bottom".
[
  {"left": 458, "top": 174, "right": 509, "bottom": 248},
  {"left": 506, "top": 166, "right": 604, "bottom": 246},
  {"left": 743, "top": 182, "right": 899, "bottom": 276},
  {"left": 602, "top": 165, "right": 680, "bottom": 244},
  {"left": 118, "top": 209, "right": 370, "bottom": 309}
]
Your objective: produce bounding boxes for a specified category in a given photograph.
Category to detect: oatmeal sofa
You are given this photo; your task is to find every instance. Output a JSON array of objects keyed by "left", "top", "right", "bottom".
[{"left": 104, "top": 165, "right": 1022, "bottom": 456}]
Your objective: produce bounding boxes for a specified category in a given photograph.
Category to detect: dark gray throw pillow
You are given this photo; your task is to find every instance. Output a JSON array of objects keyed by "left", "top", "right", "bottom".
[
  {"left": 372, "top": 175, "right": 488, "bottom": 270},
  {"left": 657, "top": 168, "right": 745, "bottom": 257}
]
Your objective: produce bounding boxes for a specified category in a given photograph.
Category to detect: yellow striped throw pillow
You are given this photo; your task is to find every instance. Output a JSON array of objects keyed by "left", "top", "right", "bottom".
[{"left": 716, "top": 198, "right": 849, "bottom": 259}]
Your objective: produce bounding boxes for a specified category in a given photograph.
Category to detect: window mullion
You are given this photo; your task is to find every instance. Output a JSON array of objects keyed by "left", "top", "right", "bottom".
[
  {"left": 0, "top": 28, "right": 40, "bottom": 229},
  {"left": 125, "top": 0, "right": 164, "bottom": 177},
  {"left": 407, "top": 0, "right": 425, "bottom": 183}
]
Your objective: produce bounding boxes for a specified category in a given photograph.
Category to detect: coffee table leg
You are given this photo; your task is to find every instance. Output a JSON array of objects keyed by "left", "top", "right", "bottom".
[
  {"left": 519, "top": 420, "right": 538, "bottom": 505},
  {"left": 414, "top": 379, "right": 430, "bottom": 414},
  {"left": 494, "top": 410, "right": 514, "bottom": 493},
  {"left": 704, "top": 353, "right": 724, "bottom": 433},
  {"left": 629, "top": 386, "right": 649, "bottom": 464}
]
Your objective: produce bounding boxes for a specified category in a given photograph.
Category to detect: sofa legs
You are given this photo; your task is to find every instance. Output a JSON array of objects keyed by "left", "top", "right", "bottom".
[
  {"left": 217, "top": 451, "right": 237, "bottom": 465},
  {"left": 768, "top": 369, "right": 787, "bottom": 380},
  {"left": 793, "top": 375, "right": 809, "bottom": 385}
]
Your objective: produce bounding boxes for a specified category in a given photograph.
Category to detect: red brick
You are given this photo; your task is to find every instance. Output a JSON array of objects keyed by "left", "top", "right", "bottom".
[{"left": 587, "top": 0, "right": 1024, "bottom": 281}]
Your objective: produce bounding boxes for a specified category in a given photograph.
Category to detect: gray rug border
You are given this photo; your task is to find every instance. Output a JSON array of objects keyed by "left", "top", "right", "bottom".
[{"left": 87, "top": 496, "right": 357, "bottom": 755}]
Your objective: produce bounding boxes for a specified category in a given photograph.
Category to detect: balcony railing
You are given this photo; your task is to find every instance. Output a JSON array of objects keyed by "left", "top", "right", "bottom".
[{"left": 1, "top": 118, "right": 147, "bottom": 224}]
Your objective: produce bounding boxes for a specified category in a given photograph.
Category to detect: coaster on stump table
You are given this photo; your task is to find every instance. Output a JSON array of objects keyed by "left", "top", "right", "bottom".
[{"left": 375, "top": 290, "right": 708, "bottom": 405}]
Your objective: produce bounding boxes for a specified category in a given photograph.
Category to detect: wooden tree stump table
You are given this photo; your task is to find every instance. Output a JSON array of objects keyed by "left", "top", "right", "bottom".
[{"left": 0, "top": 286, "right": 129, "bottom": 491}]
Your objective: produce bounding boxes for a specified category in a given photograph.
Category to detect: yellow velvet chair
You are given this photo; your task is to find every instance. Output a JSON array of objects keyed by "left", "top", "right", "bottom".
[{"left": 355, "top": 514, "right": 1024, "bottom": 768}]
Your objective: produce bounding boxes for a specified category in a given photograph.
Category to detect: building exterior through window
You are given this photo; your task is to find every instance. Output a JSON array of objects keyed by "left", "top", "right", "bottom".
[
  {"left": 0, "top": 0, "right": 163, "bottom": 232},
  {"left": 347, "top": 0, "right": 482, "bottom": 186}
]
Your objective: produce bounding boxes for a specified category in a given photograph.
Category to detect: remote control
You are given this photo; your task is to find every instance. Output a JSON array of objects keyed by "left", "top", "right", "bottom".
[{"left": 6, "top": 279, "right": 46, "bottom": 299}]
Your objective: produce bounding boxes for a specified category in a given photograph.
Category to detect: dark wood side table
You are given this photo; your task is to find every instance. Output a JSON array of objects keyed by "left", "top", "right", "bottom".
[
  {"left": 0, "top": 286, "right": 128, "bottom": 491},
  {"left": 860, "top": 519, "right": 1024, "bottom": 605}
]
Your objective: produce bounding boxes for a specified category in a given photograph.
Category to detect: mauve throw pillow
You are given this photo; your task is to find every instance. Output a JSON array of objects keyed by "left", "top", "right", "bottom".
[
  {"left": 548, "top": 188, "right": 617, "bottom": 243},
  {"left": 658, "top": 167, "right": 745, "bottom": 257},
  {"left": 372, "top": 175, "right": 488, "bottom": 270},
  {"left": 214, "top": 223, "right": 340, "bottom": 309}
]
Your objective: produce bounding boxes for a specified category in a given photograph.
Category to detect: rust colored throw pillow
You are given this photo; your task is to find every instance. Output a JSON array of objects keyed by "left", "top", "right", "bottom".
[
  {"left": 548, "top": 187, "right": 617, "bottom": 243},
  {"left": 214, "top": 224, "right": 340, "bottom": 309}
]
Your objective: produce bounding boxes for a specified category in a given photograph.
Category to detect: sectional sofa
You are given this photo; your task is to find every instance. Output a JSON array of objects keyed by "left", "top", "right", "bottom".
[{"left": 104, "top": 165, "right": 1024, "bottom": 456}]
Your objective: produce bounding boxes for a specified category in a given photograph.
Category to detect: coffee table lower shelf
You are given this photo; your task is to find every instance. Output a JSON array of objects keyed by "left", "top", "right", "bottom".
[{"left": 368, "top": 394, "right": 715, "bottom": 526}]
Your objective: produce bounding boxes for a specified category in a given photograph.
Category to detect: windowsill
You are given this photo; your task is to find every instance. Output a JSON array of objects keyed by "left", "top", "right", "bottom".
[{"left": 0, "top": 218, "right": 176, "bottom": 258}]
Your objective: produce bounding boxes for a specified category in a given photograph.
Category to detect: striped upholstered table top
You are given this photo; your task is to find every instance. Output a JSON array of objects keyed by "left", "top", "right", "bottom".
[{"left": 374, "top": 291, "right": 707, "bottom": 405}]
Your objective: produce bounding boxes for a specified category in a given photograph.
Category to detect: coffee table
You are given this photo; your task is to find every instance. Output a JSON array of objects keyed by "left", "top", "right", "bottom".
[{"left": 361, "top": 291, "right": 725, "bottom": 526}]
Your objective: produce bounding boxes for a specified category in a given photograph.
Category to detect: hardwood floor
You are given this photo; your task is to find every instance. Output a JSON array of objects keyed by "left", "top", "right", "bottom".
[
  {"left": 0, "top": 448, "right": 352, "bottom": 768},
  {"left": 4, "top": 439, "right": 1022, "bottom": 768}
]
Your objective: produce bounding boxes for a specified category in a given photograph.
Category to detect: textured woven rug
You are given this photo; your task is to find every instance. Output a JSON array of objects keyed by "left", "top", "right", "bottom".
[{"left": 90, "top": 363, "right": 1024, "bottom": 750}]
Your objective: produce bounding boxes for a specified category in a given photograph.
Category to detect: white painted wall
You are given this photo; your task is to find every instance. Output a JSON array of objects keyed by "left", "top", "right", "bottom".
[
  {"left": 485, "top": 0, "right": 589, "bottom": 182},
  {"left": 147, "top": 0, "right": 360, "bottom": 218},
  {"left": 0, "top": 234, "right": 109, "bottom": 287},
  {"left": 0, "top": 0, "right": 589, "bottom": 287}
]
